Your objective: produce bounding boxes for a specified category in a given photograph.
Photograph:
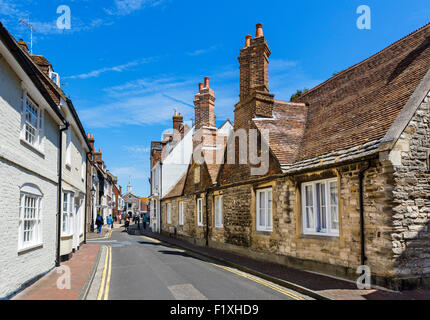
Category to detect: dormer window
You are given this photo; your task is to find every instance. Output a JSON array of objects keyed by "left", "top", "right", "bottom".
[{"left": 49, "top": 68, "right": 60, "bottom": 87}]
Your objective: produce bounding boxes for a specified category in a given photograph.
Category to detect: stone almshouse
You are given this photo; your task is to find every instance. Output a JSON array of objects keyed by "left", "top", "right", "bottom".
[{"left": 156, "top": 22, "right": 430, "bottom": 290}]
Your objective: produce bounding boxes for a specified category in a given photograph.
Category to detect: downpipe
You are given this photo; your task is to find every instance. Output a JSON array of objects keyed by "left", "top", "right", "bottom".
[{"left": 56, "top": 122, "right": 69, "bottom": 267}]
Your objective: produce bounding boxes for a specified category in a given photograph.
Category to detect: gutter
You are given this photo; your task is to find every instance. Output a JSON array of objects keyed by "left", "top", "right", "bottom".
[
  {"left": 56, "top": 121, "right": 70, "bottom": 267},
  {"left": 358, "top": 160, "right": 372, "bottom": 267}
]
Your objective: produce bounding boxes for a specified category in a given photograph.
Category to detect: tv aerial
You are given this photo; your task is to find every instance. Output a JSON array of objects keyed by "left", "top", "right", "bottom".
[{"left": 18, "top": 18, "right": 36, "bottom": 54}]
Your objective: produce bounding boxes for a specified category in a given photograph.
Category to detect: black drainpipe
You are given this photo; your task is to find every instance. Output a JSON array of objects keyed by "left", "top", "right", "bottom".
[
  {"left": 205, "top": 191, "right": 209, "bottom": 246},
  {"left": 159, "top": 162, "right": 163, "bottom": 234},
  {"left": 83, "top": 152, "right": 91, "bottom": 245},
  {"left": 56, "top": 122, "right": 70, "bottom": 267},
  {"left": 359, "top": 160, "right": 372, "bottom": 267}
]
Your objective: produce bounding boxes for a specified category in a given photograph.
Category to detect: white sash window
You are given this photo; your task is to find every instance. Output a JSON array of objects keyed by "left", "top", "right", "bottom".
[
  {"left": 197, "top": 198, "right": 203, "bottom": 227},
  {"left": 62, "top": 192, "right": 75, "bottom": 235},
  {"left": 302, "top": 178, "right": 339, "bottom": 236},
  {"left": 167, "top": 203, "right": 172, "bottom": 224},
  {"left": 18, "top": 184, "right": 43, "bottom": 251},
  {"left": 179, "top": 201, "right": 184, "bottom": 226},
  {"left": 256, "top": 188, "right": 273, "bottom": 232},
  {"left": 21, "top": 92, "right": 44, "bottom": 151},
  {"left": 214, "top": 196, "right": 223, "bottom": 228}
]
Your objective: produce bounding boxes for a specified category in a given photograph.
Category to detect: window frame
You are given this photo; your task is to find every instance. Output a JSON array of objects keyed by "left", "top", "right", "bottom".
[
  {"left": 179, "top": 201, "right": 184, "bottom": 226},
  {"left": 18, "top": 187, "right": 43, "bottom": 251},
  {"left": 197, "top": 198, "right": 203, "bottom": 227},
  {"left": 301, "top": 178, "right": 339, "bottom": 237},
  {"left": 256, "top": 188, "right": 273, "bottom": 232},
  {"left": 62, "top": 191, "right": 75, "bottom": 236},
  {"left": 21, "top": 92, "right": 44, "bottom": 151},
  {"left": 166, "top": 203, "right": 172, "bottom": 225},
  {"left": 214, "top": 195, "right": 223, "bottom": 229}
]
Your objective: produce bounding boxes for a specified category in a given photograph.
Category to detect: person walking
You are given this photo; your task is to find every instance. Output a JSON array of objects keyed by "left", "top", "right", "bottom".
[
  {"left": 107, "top": 215, "right": 114, "bottom": 229},
  {"left": 135, "top": 214, "right": 140, "bottom": 229},
  {"left": 125, "top": 216, "right": 130, "bottom": 232},
  {"left": 96, "top": 214, "right": 104, "bottom": 234},
  {"left": 143, "top": 215, "right": 148, "bottom": 230}
]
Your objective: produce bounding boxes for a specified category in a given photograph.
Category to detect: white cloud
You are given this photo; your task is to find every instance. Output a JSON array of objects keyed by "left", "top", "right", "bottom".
[
  {"left": 187, "top": 45, "right": 219, "bottom": 56},
  {"left": 105, "top": 0, "right": 168, "bottom": 16},
  {"left": 65, "top": 57, "right": 156, "bottom": 79}
]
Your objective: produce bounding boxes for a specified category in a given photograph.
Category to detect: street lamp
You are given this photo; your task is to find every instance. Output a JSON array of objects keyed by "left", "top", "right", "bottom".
[{"left": 90, "top": 186, "right": 96, "bottom": 232}]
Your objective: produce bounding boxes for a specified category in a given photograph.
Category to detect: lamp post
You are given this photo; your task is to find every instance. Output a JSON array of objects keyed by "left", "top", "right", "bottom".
[{"left": 90, "top": 186, "right": 96, "bottom": 232}]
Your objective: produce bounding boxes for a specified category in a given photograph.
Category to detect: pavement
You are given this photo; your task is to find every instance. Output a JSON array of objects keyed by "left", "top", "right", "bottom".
[
  {"left": 12, "top": 244, "right": 101, "bottom": 300},
  {"left": 87, "top": 225, "right": 310, "bottom": 300},
  {"left": 137, "top": 225, "right": 430, "bottom": 301}
]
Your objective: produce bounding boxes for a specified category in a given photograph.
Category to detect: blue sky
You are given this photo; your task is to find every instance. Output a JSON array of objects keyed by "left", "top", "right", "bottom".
[{"left": 1, "top": 0, "right": 429, "bottom": 197}]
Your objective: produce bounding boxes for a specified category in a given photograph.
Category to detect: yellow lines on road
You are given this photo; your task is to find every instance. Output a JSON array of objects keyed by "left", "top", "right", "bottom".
[
  {"left": 209, "top": 263, "right": 306, "bottom": 300},
  {"left": 97, "top": 246, "right": 113, "bottom": 300},
  {"left": 141, "top": 235, "right": 161, "bottom": 244}
]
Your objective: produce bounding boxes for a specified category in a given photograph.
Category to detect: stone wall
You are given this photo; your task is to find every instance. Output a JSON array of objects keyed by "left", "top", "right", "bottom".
[{"left": 389, "top": 90, "right": 430, "bottom": 288}]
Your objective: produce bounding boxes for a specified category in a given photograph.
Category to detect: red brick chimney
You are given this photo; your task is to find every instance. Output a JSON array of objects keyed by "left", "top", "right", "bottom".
[
  {"left": 173, "top": 109, "right": 184, "bottom": 141},
  {"left": 194, "top": 77, "right": 216, "bottom": 130},
  {"left": 235, "top": 23, "right": 275, "bottom": 129}
]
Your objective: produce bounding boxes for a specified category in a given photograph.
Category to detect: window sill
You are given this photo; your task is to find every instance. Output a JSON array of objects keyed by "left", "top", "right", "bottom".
[
  {"left": 215, "top": 225, "right": 224, "bottom": 229},
  {"left": 301, "top": 233, "right": 340, "bottom": 240},
  {"left": 18, "top": 243, "right": 43, "bottom": 255},
  {"left": 20, "top": 139, "right": 45, "bottom": 157},
  {"left": 256, "top": 228, "right": 273, "bottom": 234}
]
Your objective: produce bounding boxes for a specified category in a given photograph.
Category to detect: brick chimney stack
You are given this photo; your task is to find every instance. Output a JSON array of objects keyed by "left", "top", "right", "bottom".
[
  {"left": 235, "top": 23, "right": 275, "bottom": 129},
  {"left": 173, "top": 109, "right": 184, "bottom": 141},
  {"left": 194, "top": 77, "right": 216, "bottom": 131}
]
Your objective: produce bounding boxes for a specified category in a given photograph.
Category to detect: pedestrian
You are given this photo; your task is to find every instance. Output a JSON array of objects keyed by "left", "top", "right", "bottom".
[
  {"left": 96, "top": 214, "right": 104, "bottom": 234},
  {"left": 143, "top": 215, "right": 148, "bottom": 230},
  {"left": 121, "top": 212, "right": 125, "bottom": 223},
  {"left": 125, "top": 216, "right": 130, "bottom": 232},
  {"left": 107, "top": 215, "right": 114, "bottom": 229},
  {"left": 135, "top": 214, "right": 140, "bottom": 228}
]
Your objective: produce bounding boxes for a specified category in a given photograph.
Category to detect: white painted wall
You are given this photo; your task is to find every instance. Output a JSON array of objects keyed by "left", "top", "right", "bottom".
[
  {"left": 0, "top": 51, "right": 61, "bottom": 298},
  {"left": 162, "top": 127, "right": 194, "bottom": 197}
]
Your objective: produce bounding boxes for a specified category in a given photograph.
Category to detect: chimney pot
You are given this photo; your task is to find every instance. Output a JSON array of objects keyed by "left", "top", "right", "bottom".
[
  {"left": 199, "top": 83, "right": 203, "bottom": 91},
  {"left": 204, "top": 77, "right": 209, "bottom": 88},
  {"left": 245, "top": 35, "right": 252, "bottom": 48},
  {"left": 256, "top": 23, "right": 263, "bottom": 38}
]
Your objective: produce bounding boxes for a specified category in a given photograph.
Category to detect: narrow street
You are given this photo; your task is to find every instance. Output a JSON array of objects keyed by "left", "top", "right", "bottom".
[{"left": 89, "top": 226, "right": 309, "bottom": 300}]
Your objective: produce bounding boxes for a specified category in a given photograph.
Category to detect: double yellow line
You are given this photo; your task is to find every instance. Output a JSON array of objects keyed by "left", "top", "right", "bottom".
[
  {"left": 140, "top": 235, "right": 305, "bottom": 300},
  {"left": 97, "top": 246, "right": 112, "bottom": 300},
  {"left": 210, "top": 263, "right": 306, "bottom": 300}
]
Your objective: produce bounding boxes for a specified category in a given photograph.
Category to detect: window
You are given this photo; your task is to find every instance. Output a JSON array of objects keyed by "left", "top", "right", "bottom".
[
  {"left": 302, "top": 178, "right": 339, "bottom": 236},
  {"left": 22, "top": 93, "right": 43, "bottom": 149},
  {"left": 179, "top": 201, "right": 184, "bottom": 226},
  {"left": 19, "top": 185, "right": 43, "bottom": 250},
  {"left": 197, "top": 198, "right": 203, "bottom": 227},
  {"left": 167, "top": 203, "right": 172, "bottom": 224},
  {"left": 256, "top": 188, "right": 273, "bottom": 232},
  {"left": 194, "top": 166, "right": 201, "bottom": 184},
  {"left": 214, "top": 195, "right": 223, "bottom": 228},
  {"left": 62, "top": 192, "right": 74, "bottom": 235},
  {"left": 81, "top": 158, "right": 85, "bottom": 181}
]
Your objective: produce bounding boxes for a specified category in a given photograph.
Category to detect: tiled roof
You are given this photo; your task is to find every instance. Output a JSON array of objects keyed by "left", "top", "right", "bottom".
[
  {"left": 163, "top": 172, "right": 187, "bottom": 199},
  {"left": 293, "top": 22, "right": 430, "bottom": 162},
  {"left": 253, "top": 101, "right": 307, "bottom": 165}
]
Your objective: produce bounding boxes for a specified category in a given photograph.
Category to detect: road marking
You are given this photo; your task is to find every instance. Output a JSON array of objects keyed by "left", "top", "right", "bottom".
[
  {"left": 104, "top": 246, "right": 112, "bottom": 300},
  {"left": 168, "top": 284, "right": 208, "bottom": 300},
  {"left": 138, "top": 234, "right": 306, "bottom": 300},
  {"left": 209, "top": 263, "right": 306, "bottom": 300},
  {"left": 141, "top": 235, "right": 161, "bottom": 244},
  {"left": 97, "top": 246, "right": 110, "bottom": 300}
]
